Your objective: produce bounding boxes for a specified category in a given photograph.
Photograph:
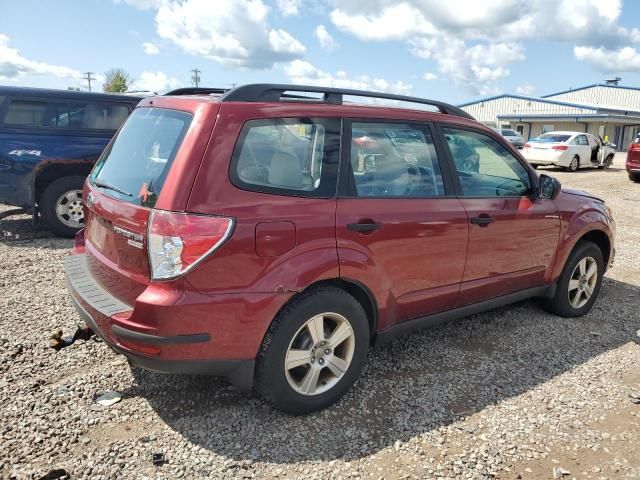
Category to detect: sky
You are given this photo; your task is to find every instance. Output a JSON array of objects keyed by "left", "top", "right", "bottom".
[{"left": 1, "top": 0, "right": 640, "bottom": 105}]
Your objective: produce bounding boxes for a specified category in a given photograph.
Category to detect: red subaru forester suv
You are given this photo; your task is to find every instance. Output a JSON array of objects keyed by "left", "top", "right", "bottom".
[{"left": 65, "top": 84, "right": 615, "bottom": 414}]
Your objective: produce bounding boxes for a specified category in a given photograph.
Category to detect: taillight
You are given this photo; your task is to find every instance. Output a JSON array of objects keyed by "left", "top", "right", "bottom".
[
  {"left": 147, "top": 210, "right": 234, "bottom": 280},
  {"left": 524, "top": 143, "right": 531, "bottom": 149},
  {"left": 552, "top": 145, "right": 569, "bottom": 151}
]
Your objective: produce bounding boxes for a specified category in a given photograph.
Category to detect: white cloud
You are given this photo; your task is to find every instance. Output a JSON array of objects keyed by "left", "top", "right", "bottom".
[
  {"left": 154, "top": 0, "right": 305, "bottom": 69},
  {"left": 412, "top": 37, "right": 523, "bottom": 95},
  {"left": 142, "top": 42, "right": 160, "bottom": 55},
  {"left": 0, "top": 34, "right": 81, "bottom": 81},
  {"left": 328, "top": 0, "right": 640, "bottom": 94},
  {"left": 314, "top": 25, "right": 338, "bottom": 52},
  {"left": 515, "top": 83, "right": 535, "bottom": 95},
  {"left": 574, "top": 46, "right": 640, "bottom": 72},
  {"left": 423, "top": 72, "right": 437, "bottom": 81},
  {"left": 131, "top": 71, "right": 181, "bottom": 93},
  {"left": 114, "top": 0, "right": 165, "bottom": 9},
  {"left": 276, "top": 0, "right": 300, "bottom": 16},
  {"left": 285, "top": 60, "right": 412, "bottom": 96}
]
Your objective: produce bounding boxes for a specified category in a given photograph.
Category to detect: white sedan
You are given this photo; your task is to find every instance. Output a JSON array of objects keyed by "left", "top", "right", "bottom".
[{"left": 522, "top": 131, "right": 616, "bottom": 172}]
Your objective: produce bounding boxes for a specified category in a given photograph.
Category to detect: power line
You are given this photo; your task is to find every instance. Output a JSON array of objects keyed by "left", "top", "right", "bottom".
[
  {"left": 191, "top": 68, "right": 201, "bottom": 87},
  {"left": 83, "top": 72, "right": 95, "bottom": 92}
]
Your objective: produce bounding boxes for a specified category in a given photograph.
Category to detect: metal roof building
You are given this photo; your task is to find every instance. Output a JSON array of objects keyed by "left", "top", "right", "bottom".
[{"left": 459, "top": 84, "right": 640, "bottom": 150}]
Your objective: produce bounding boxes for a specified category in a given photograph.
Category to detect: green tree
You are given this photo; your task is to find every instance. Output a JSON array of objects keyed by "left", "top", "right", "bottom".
[{"left": 102, "top": 68, "right": 132, "bottom": 93}]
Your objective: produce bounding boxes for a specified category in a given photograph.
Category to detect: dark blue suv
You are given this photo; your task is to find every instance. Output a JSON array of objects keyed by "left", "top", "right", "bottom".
[{"left": 0, "top": 86, "right": 141, "bottom": 236}]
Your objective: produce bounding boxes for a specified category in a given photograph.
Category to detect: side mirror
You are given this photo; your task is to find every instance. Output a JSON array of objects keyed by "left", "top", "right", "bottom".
[{"left": 539, "top": 174, "right": 561, "bottom": 200}]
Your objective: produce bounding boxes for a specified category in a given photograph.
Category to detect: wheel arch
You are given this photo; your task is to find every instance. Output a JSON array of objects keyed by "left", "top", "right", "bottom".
[
  {"left": 271, "top": 278, "right": 379, "bottom": 342},
  {"left": 579, "top": 229, "right": 611, "bottom": 266},
  {"left": 33, "top": 162, "right": 92, "bottom": 203}
]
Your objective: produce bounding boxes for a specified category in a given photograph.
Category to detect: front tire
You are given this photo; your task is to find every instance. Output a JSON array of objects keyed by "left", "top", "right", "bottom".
[
  {"left": 255, "top": 287, "right": 369, "bottom": 414},
  {"left": 544, "top": 240, "right": 604, "bottom": 317}
]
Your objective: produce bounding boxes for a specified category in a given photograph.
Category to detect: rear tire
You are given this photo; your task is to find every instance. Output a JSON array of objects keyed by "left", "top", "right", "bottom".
[
  {"left": 255, "top": 287, "right": 369, "bottom": 414},
  {"left": 568, "top": 155, "right": 580, "bottom": 172},
  {"left": 543, "top": 240, "right": 604, "bottom": 317},
  {"left": 39, "top": 176, "right": 85, "bottom": 238},
  {"left": 629, "top": 172, "right": 640, "bottom": 183}
]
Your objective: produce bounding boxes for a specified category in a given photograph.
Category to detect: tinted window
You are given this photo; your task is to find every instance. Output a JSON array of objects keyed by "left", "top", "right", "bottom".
[
  {"left": 444, "top": 128, "right": 532, "bottom": 197},
  {"left": 576, "top": 135, "right": 588, "bottom": 145},
  {"left": 3, "top": 99, "right": 130, "bottom": 130},
  {"left": 348, "top": 122, "right": 444, "bottom": 197},
  {"left": 3, "top": 100, "right": 47, "bottom": 126},
  {"left": 502, "top": 129, "right": 518, "bottom": 136},
  {"left": 232, "top": 118, "right": 339, "bottom": 197},
  {"left": 90, "top": 108, "right": 191, "bottom": 207}
]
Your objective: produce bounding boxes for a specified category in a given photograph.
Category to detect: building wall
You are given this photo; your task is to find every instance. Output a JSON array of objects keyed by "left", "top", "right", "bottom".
[
  {"left": 461, "top": 96, "right": 595, "bottom": 126},
  {"left": 545, "top": 85, "right": 640, "bottom": 111}
]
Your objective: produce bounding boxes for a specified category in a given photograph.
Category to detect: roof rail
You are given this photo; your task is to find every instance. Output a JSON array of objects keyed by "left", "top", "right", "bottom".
[
  {"left": 220, "top": 84, "right": 475, "bottom": 120},
  {"left": 165, "top": 87, "right": 229, "bottom": 96}
]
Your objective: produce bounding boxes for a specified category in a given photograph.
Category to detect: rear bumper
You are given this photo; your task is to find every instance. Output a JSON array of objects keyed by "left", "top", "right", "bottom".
[
  {"left": 67, "top": 291, "right": 254, "bottom": 389},
  {"left": 626, "top": 162, "right": 640, "bottom": 173},
  {"left": 63, "top": 253, "right": 289, "bottom": 391},
  {"left": 523, "top": 151, "right": 568, "bottom": 166}
]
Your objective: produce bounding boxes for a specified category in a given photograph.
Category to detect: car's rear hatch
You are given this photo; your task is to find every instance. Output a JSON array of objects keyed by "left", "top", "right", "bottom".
[{"left": 82, "top": 98, "right": 219, "bottom": 305}]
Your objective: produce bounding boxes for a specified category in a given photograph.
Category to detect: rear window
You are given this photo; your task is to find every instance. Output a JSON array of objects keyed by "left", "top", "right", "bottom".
[
  {"left": 2, "top": 99, "right": 130, "bottom": 130},
  {"left": 90, "top": 108, "right": 192, "bottom": 207},
  {"left": 501, "top": 129, "right": 518, "bottom": 136},
  {"left": 531, "top": 134, "right": 571, "bottom": 143},
  {"left": 231, "top": 118, "right": 340, "bottom": 197}
]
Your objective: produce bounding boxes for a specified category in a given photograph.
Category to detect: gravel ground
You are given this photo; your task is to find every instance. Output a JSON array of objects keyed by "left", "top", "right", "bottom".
[{"left": 1, "top": 153, "right": 639, "bottom": 480}]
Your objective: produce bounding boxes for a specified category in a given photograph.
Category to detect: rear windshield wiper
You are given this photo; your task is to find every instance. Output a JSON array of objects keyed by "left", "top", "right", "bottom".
[{"left": 92, "top": 180, "right": 133, "bottom": 197}]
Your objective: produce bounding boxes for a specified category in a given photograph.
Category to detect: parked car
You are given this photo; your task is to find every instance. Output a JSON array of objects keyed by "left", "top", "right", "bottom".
[
  {"left": 0, "top": 86, "right": 141, "bottom": 236},
  {"left": 627, "top": 132, "right": 640, "bottom": 182},
  {"left": 492, "top": 127, "right": 524, "bottom": 148},
  {"left": 64, "top": 84, "right": 615, "bottom": 414},
  {"left": 522, "top": 131, "right": 615, "bottom": 172}
]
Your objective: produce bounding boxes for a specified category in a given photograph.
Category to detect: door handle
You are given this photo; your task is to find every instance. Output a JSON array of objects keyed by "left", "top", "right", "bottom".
[
  {"left": 347, "top": 222, "right": 383, "bottom": 233},
  {"left": 470, "top": 214, "right": 495, "bottom": 227}
]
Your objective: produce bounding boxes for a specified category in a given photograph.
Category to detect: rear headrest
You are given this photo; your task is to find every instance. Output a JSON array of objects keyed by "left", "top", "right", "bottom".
[{"left": 268, "top": 152, "right": 303, "bottom": 189}]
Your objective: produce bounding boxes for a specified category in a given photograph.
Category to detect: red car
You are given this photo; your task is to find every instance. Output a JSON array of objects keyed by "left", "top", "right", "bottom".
[
  {"left": 64, "top": 84, "right": 615, "bottom": 414},
  {"left": 627, "top": 133, "right": 640, "bottom": 182}
]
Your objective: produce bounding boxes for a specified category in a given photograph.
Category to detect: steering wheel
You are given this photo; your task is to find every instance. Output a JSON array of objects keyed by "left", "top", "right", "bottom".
[{"left": 495, "top": 179, "right": 526, "bottom": 196}]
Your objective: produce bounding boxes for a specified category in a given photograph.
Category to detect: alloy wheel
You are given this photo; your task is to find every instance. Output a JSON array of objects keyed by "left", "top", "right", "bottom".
[
  {"left": 284, "top": 312, "right": 355, "bottom": 396},
  {"left": 55, "top": 190, "right": 84, "bottom": 228},
  {"left": 567, "top": 256, "right": 598, "bottom": 309}
]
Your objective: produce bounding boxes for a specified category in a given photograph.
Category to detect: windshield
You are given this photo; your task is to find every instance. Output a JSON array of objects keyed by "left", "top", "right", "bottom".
[
  {"left": 501, "top": 129, "right": 518, "bottom": 136},
  {"left": 530, "top": 134, "right": 571, "bottom": 143},
  {"left": 90, "top": 107, "right": 192, "bottom": 207}
]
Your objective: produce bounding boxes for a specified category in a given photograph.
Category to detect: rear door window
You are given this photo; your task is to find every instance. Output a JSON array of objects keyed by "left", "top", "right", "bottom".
[
  {"left": 3, "top": 100, "right": 48, "bottom": 126},
  {"left": 231, "top": 118, "right": 340, "bottom": 197},
  {"left": 90, "top": 107, "right": 192, "bottom": 207},
  {"left": 2, "top": 98, "right": 130, "bottom": 130}
]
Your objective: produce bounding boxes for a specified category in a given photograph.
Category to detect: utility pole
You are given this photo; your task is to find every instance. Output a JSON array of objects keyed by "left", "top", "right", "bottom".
[
  {"left": 83, "top": 72, "right": 95, "bottom": 92},
  {"left": 191, "top": 68, "right": 201, "bottom": 87}
]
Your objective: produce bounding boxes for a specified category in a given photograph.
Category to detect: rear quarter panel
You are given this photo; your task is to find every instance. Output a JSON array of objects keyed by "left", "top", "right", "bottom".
[{"left": 184, "top": 102, "right": 339, "bottom": 295}]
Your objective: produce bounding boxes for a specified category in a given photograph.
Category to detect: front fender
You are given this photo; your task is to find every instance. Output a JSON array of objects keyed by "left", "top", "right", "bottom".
[{"left": 550, "top": 205, "right": 613, "bottom": 282}]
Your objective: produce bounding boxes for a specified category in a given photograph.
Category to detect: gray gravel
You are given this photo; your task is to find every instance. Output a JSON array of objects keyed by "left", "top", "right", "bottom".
[{"left": 1, "top": 153, "right": 639, "bottom": 479}]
